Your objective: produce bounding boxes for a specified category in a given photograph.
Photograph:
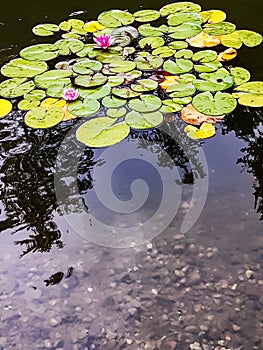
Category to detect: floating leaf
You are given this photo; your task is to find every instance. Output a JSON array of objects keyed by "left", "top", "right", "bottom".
[
  {"left": 46, "top": 82, "right": 69, "bottom": 98},
  {"left": 1, "top": 58, "right": 48, "bottom": 78},
  {"left": 193, "top": 68, "right": 234, "bottom": 92},
  {"left": 174, "top": 49, "right": 193, "bottom": 59},
  {"left": 200, "top": 10, "right": 226, "bottom": 24},
  {"left": 112, "top": 87, "right": 141, "bottom": 99},
  {"left": 134, "top": 9, "right": 160, "bottom": 22},
  {"left": 220, "top": 30, "right": 263, "bottom": 49},
  {"left": 233, "top": 92, "right": 263, "bottom": 107},
  {"left": 102, "top": 96, "right": 126, "bottom": 108},
  {"left": 180, "top": 103, "right": 224, "bottom": 125},
  {"left": 194, "top": 61, "right": 222, "bottom": 73},
  {"left": 203, "top": 22, "right": 236, "bottom": 36},
  {"left": 169, "top": 22, "right": 202, "bottom": 39},
  {"left": 117, "top": 70, "right": 142, "bottom": 83},
  {"left": 135, "top": 54, "right": 163, "bottom": 70},
  {"left": 106, "top": 107, "right": 127, "bottom": 118},
  {"left": 109, "top": 60, "right": 136, "bottom": 73},
  {"left": 125, "top": 110, "right": 163, "bottom": 129},
  {"left": 34, "top": 70, "right": 72, "bottom": 89},
  {"left": 139, "top": 37, "right": 165, "bottom": 49},
  {"left": 20, "top": 44, "right": 59, "bottom": 61},
  {"left": 73, "top": 59, "right": 102, "bottom": 74},
  {"left": 32, "top": 23, "right": 60, "bottom": 36},
  {"left": 177, "top": 74, "right": 196, "bottom": 83},
  {"left": 192, "top": 50, "right": 217, "bottom": 62},
  {"left": 160, "top": 2, "right": 201, "bottom": 17},
  {"left": 128, "top": 95, "right": 162, "bottom": 112},
  {"left": 234, "top": 81, "right": 263, "bottom": 95},
  {"left": 217, "top": 48, "right": 237, "bottom": 62},
  {"left": 160, "top": 100, "right": 182, "bottom": 113},
  {"left": 24, "top": 106, "right": 64, "bottom": 128},
  {"left": 172, "top": 96, "right": 192, "bottom": 104},
  {"left": 138, "top": 23, "right": 167, "bottom": 37},
  {"left": 54, "top": 38, "right": 84, "bottom": 55},
  {"left": 167, "top": 83, "right": 196, "bottom": 97},
  {"left": 168, "top": 12, "right": 202, "bottom": 26},
  {"left": 168, "top": 41, "right": 188, "bottom": 49},
  {"left": 0, "top": 99, "right": 12, "bottom": 118},
  {"left": 163, "top": 59, "right": 193, "bottom": 74},
  {"left": 192, "top": 91, "right": 237, "bottom": 115},
  {"left": 83, "top": 21, "right": 105, "bottom": 33},
  {"left": 186, "top": 31, "right": 221, "bottom": 47},
  {"left": 0, "top": 78, "right": 35, "bottom": 98},
  {"left": 67, "top": 98, "right": 100, "bottom": 116},
  {"left": 184, "top": 122, "right": 215, "bottom": 139},
  {"left": 159, "top": 76, "right": 179, "bottom": 90},
  {"left": 152, "top": 46, "right": 175, "bottom": 58},
  {"left": 108, "top": 76, "right": 125, "bottom": 87},
  {"left": 24, "top": 89, "right": 46, "bottom": 101},
  {"left": 98, "top": 10, "right": 134, "bottom": 27},
  {"left": 131, "top": 79, "right": 158, "bottom": 92},
  {"left": 40, "top": 98, "right": 67, "bottom": 109},
  {"left": 230, "top": 67, "right": 251, "bottom": 86},
  {"left": 111, "top": 26, "right": 138, "bottom": 39},
  {"left": 76, "top": 117, "right": 130, "bottom": 147},
  {"left": 18, "top": 99, "right": 40, "bottom": 110},
  {"left": 78, "top": 85, "right": 111, "bottom": 99},
  {"left": 75, "top": 73, "right": 107, "bottom": 88}
]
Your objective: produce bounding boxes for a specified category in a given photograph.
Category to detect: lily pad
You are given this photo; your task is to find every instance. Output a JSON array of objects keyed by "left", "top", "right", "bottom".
[
  {"left": 107, "top": 76, "right": 125, "bottom": 87},
  {"left": 76, "top": 117, "right": 130, "bottom": 147},
  {"left": 125, "top": 110, "right": 163, "bottom": 129},
  {"left": 78, "top": 85, "right": 111, "bottom": 99},
  {"left": 131, "top": 79, "right": 158, "bottom": 92},
  {"left": 203, "top": 22, "right": 236, "bottom": 36},
  {"left": 177, "top": 74, "right": 196, "bottom": 83},
  {"left": 0, "top": 78, "right": 35, "bottom": 98},
  {"left": 83, "top": 21, "right": 105, "bottom": 33},
  {"left": 184, "top": 122, "right": 215, "bottom": 139},
  {"left": 193, "top": 68, "right": 234, "bottom": 91},
  {"left": 67, "top": 98, "right": 100, "bottom": 116},
  {"left": 168, "top": 41, "right": 188, "bottom": 49},
  {"left": 169, "top": 22, "right": 202, "bottom": 39},
  {"left": 32, "top": 23, "right": 60, "bottom": 36},
  {"left": 172, "top": 96, "right": 192, "bottom": 104},
  {"left": 168, "top": 12, "right": 202, "bottom": 26},
  {"left": 34, "top": 70, "right": 72, "bottom": 89},
  {"left": 102, "top": 96, "right": 126, "bottom": 108},
  {"left": 75, "top": 73, "right": 107, "bottom": 88},
  {"left": 232, "top": 92, "right": 263, "bottom": 107},
  {"left": 186, "top": 31, "right": 221, "bottom": 47},
  {"left": 128, "top": 95, "right": 162, "bottom": 112},
  {"left": 134, "top": 9, "right": 160, "bottom": 22},
  {"left": 1, "top": 58, "right": 48, "bottom": 78},
  {"left": 235, "top": 81, "right": 263, "bottom": 94},
  {"left": 24, "top": 89, "right": 46, "bottom": 101},
  {"left": 194, "top": 61, "right": 222, "bottom": 73},
  {"left": 46, "top": 82, "right": 69, "bottom": 98},
  {"left": 192, "top": 50, "right": 217, "bottom": 62},
  {"left": 139, "top": 37, "right": 165, "bottom": 49},
  {"left": 0, "top": 99, "right": 12, "bottom": 118},
  {"left": 109, "top": 60, "right": 136, "bottom": 73},
  {"left": 160, "top": 2, "right": 202, "bottom": 17},
  {"left": 20, "top": 44, "right": 59, "bottom": 61},
  {"left": 106, "top": 107, "right": 127, "bottom": 118},
  {"left": 24, "top": 106, "right": 64, "bottom": 128},
  {"left": 174, "top": 49, "right": 193, "bottom": 59},
  {"left": 167, "top": 83, "right": 196, "bottom": 97},
  {"left": 200, "top": 10, "right": 226, "bottom": 24},
  {"left": 54, "top": 38, "right": 85, "bottom": 55},
  {"left": 18, "top": 100, "right": 40, "bottom": 110},
  {"left": 112, "top": 87, "right": 141, "bottom": 99},
  {"left": 220, "top": 30, "right": 263, "bottom": 48},
  {"left": 98, "top": 10, "right": 134, "bottom": 27},
  {"left": 230, "top": 67, "right": 251, "bottom": 86},
  {"left": 160, "top": 100, "right": 182, "bottom": 113},
  {"left": 135, "top": 54, "right": 163, "bottom": 71},
  {"left": 192, "top": 91, "right": 237, "bottom": 115},
  {"left": 152, "top": 46, "right": 175, "bottom": 58},
  {"left": 163, "top": 59, "right": 193, "bottom": 74},
  {"left": 117, "top": 70, "right": 142, "bottom": 82},
  {"left": 138, "top": 24, "right": 167, "bottom": 37},
  {"left": 73, "top": 59, "right": 102, "bottom": 74}
]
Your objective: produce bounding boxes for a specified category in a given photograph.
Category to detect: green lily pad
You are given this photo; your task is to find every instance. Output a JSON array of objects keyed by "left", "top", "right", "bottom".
[
  {"left": 163, "top": 59, "right": 193, "bottom": 74},
  {"left": 174, "top": 49, "right": 193, "bottom": 59},
  {"left": 106, "top": 107, "right": 127, "bottom": 118},
  {"left": 67, "top": 98, "right": 100, "bottom": 116},
  {"left": 20, "top": 44, "right": 59, "bottom": 61},
  {"left": 138, "top": 24, "right": 168, "bottom": 37},
  {"left": 192, "top": 50, "right": 218, "bottom": 62},
  {"left": 203, "top": 22, "right": 236, "bottom": 35},
  {"left": 112, "top": 87, "right": 141, "bottom": 99},
  {"left": 125, "top": 110, "right": 163, "bottom": 129},
  {"left": 160, "top": 100, "right": 183, "bottom": 113},
  {"left": 109, "top": 60, "right": 136, "bottom": 73},
  {"left": 54, "top": 38, "right": 85, "bottom": 55},
  {"left": 235, "top": 81, "right": 263, "bottom": 95},
  {"left": 167, "top": 83, "right": 196, "bottom": 97},
  {"left": 232, "top": 92, "right": 263, "bottom": 107},
  {"left": 46, "top": 82, "right": 69, "bottom": 98},
  {"left": 62, "top": 32, "right": 80, "bottom": 39},
  {"left": 168, "top": 41, "right": 188, "bottom": 49},
  {"left": 168, "top": 12, "right": 202, "bottom": 26},
  {"left": 230, "top": 67, "right": 251, "bottom": 87},
  {"left": 24, "top": 106, "right": 64, "bottom": 128},
  {"left": 73, "top": 59, "right": 103, "bottom": 74},
  {"left": 177, "top": 74, "right": 196, "bottom": 83},
  {"left": 160, "top": 2, "right": 202, "bottom": 17},
  {"left": 139, "top": 37, "right": 165, "bottom": 49},
  {"left": 220, "top": 30, "right": 263, "bottom": 49},
  {"left": 76, "top": 44, "right": 100, "bottom": 58},
  {"left": 194, "top": 61, "right": 222, "bottom": 73},
  {"left": 98, "top": 10, "right": 134, "bottom": 27},
  {"left": 78, "top": 85, "right": 111, "bottom": 99},
  {"left": 184, "top": 122, "right": 215, "bottom": 140},
  {"left": 75, "top": 73, "right": 107, "bottom": 88},
  {"left": 32, "top": 23, "right": 60, "bottom": 36},
  {"left": 102, "top": 96, "right": 126, "bottom": 108},
  {"left": 131, "top": 79, "right": 158, "bottom": 92},
  {"left": 34, "top": 70, "right": 72, "bottom": 89},
  {"left": 128, "top": 95, "right": 162, "bottom": 112},
  {"left": 1, "top": 58, "right": 48, "bottom": 78},
  {"left": 169, "top": 22, "right": 202, "bottom": 39},
  {"left": 107, "top": 76, "right": 125, "bottom": 87},
  {"left": 135, "top": 54, "right": 163, "bottom": 71},
  {"left": 192, "top": 91, "right": 237, "bottom": 115},
  {"left": 152, "top": 46, "right": 175, "bottom": 58},
  {"left": 134, "top": 9, "right": 160, "bottom": 22},
  {"left": 76, "top": 117, "right": 130, "bottom": 147},
  {"left": 172, "top": 96, "right": 192, "bottom": 104},
  {"left": 18, "top": 99, "right": 40, "bottom": 110},
  {"left": 24, "top": 89, "right": 46, "bottom": 101},
  {"left": 117, "top": 70, "right": 142, "bottom": 82},
  {"left": 200, "top": 10, "right": 226, "bottom": 24},
  {"left": 0, "top": 78, "right": 35, "bottom": 98},
  {"left": 111, "top": 26, "right": 138, "bottom": 40},
  {"left": 193, "top": 68, "right": 234, "bottom": 91}
]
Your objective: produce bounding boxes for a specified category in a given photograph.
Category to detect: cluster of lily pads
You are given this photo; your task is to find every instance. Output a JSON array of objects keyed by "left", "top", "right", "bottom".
[{"left": 0, "top": 1, "right": 263, "bottom": 146}]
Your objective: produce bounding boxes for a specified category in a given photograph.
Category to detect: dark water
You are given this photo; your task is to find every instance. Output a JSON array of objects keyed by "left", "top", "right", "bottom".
[{"left": 0, "top": 1, "right": 263, "bottom": 349}]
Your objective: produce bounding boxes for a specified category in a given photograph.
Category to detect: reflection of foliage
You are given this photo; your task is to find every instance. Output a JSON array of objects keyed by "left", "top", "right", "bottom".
[{"left": 222, "top": 106, "right": 263, "bottom": 219}]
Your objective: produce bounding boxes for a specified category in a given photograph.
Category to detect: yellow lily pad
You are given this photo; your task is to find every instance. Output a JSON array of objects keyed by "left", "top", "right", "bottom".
[
  {"left": 217, "top": 48, "right": 237, "bottom": 62},
  {"left": 186, "top": 31, "right": 221, "bottom": 48},
  {"left": 83, "top": 21, "right": 105, "bottom": 33},
  {"left": 0, "top": 99, "right": 12, "bottom": 118},
  {"left": 184, "top": 122, "right": 215, "bottom": 139}
]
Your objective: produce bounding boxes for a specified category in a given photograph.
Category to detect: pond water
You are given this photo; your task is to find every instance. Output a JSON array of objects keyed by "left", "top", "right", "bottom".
[{"left": 0, "top": 0, "right": 263, "bottom": 349}]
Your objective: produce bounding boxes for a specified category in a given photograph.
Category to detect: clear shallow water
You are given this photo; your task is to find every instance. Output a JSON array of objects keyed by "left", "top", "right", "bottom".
[{"left": 0, "top": 0, "right": 263, "bottom": 349}]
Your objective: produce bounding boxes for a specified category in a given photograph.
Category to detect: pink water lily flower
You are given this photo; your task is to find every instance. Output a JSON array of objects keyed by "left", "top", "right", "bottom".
[
  {"left": 93, "top": 34, "right": 113, "bottom": 49},
  {"left": 62, "top": 88, "right": 79, "bottom": 101}
]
